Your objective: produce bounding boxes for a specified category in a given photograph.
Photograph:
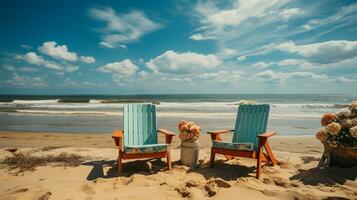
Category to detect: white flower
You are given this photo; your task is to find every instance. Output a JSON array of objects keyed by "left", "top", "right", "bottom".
[
  {"left": 350, "top": 126, "right": 357, "bottom": 139},
  {"left": 326, "top": 122, "right": 342, "bottom": 135},
  {"left": 337, "top": 108, "right": 351, "bottom": 119}
]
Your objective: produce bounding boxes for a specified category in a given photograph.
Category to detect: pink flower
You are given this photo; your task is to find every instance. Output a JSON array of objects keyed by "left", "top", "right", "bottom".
[
  {"left": 316, "top": 128, "right": 328, "bottom": 143},
  {"left": 177, "top": 120, "right": 201, "bottom": 142},
  {"left": 321, "top": 113, "right": 336, "bottom": 127},
  {"left": 178, "top": 120, "right": 188, "bottom": 131},
  {"left": 189, "top": 125, "right": 201, "bottom": 134}
]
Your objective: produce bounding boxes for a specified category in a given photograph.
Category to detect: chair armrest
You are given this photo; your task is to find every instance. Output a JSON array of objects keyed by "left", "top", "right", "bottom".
[
  {"left": 112, "top": 130, "right": 123, "bottom": 138},
  {"left": 158, "top": 129, "right": 176, "bottom": 136},
  {"left": 112, "top": 130, "right": 123, "bottom": 148},
  {"left": 207, "top": 130, "right": 234, "bottom": 141},
  {"left": 158, "top": 129, "right": 175, "bottom": 144},
  {"left": 207, "top": 130, "right": 234, "bottom": 135},
  {"left": 258, "top": 132, "right": 277, "bottom": 138}
]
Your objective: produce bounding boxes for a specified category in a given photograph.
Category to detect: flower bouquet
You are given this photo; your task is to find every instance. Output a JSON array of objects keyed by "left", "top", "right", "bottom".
[
  {"left": 178, "top": 120, "right": 201, "bottom": 142},
  {"left": 316, "top": 101, "right": 357, "bottom": 167},
  {"left": 178, "top": 120, "right": 201, "bottom": 167},
  {"left": 316, "top": 101, "right": 357, "bottom": 147}
]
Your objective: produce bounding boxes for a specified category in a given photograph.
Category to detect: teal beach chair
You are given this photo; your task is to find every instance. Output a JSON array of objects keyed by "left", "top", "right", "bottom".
[
  {"left": 112, "top": 104, "right": 175, "bottom": 174},
  {"left": 208, "top": 104, "right": 278, "bottom": 178}
]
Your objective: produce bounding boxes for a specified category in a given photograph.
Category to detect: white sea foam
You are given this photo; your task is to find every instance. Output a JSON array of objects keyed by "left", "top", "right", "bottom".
[
  {"left": 30, "top": 103, "right": 125, "bottom": 109},
  {"left": 11, "top": 109, "right": 235, "bottom": 118},
  {"left": 13, "top": 109, "right": 122, "bottom": 116},
  {"left": 272, "top": 103, "right": 339, "bottom": 109},
  {"left": 12, "top": 99, "right": 59, "bottom": 104},
  {"left": 89, "top": 99, "right": 102, "bottom": 104},
  {"left": 2, "top": 99, "right": 341, "bottom": 109},
  {"left": 0, "top": 100, "right": 342, "bottom": 120},
  {"left": 9, "top": 109, "right": 323, "bottom": 119}
]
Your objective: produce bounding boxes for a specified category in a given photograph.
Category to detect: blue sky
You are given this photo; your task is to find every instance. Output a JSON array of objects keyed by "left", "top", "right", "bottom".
[{"left": 0, "top": 0, "right": 356, "bottom": 94}]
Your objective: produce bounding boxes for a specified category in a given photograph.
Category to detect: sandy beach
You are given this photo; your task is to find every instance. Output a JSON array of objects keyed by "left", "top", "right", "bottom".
[
  {"left": 0, "top": 131, "right": 356, "bottom": 200},
  {"left": 1, "top": 0, "right": 357, "bottom": 198}
]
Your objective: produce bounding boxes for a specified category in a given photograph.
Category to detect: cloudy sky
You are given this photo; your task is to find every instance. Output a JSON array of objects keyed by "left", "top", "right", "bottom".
[{"left": 0, "top": 0, "right": 356, "bottom": 94}]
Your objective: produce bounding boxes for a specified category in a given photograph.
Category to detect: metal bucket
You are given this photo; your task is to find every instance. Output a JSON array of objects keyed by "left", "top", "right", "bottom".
[{"left": 180, "top": 141, "right": 200, "bottom": 167}]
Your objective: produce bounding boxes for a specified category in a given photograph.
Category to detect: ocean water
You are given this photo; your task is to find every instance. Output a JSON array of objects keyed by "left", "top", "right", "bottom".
[{"left": 0, "top": 94, "right": 356, "bottom": 135}]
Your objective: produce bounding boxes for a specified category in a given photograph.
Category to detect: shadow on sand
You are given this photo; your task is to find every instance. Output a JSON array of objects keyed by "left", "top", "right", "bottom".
[
  {"left": 187, "top": 159, "right": 256, "bottom": 181},
  {"left": 290, "top": 166, "right": 357, "bottom": 186},
  {"left": 82, "top": 157, "right": 259, "bottom": 181},
  {"left": 82, "top": 158, "right": 171, "bottom": 180}
]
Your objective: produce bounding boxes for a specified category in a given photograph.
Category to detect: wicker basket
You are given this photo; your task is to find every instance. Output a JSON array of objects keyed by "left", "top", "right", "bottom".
[{"left": 324, "top": 144, "right": 357, "bottom": 167}]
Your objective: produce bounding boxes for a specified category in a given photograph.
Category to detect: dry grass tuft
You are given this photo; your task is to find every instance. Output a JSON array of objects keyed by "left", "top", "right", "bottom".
[
  {"left": 1, "top": 151, "right": 85, "bottom": 173},
  {"left": 41, "top": 146, "right": 65, "bottom": 151}
]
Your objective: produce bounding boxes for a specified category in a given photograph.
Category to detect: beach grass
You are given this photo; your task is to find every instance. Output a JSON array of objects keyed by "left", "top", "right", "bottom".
[{"left": 1, "top": 151, "right": 85, "bottom": 173}]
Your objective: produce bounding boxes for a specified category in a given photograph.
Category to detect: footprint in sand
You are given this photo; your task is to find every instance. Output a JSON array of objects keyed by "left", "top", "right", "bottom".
[
  {"left": 81, "top": 184, "right": 96, "bottom": 195},
  {"left": 10, "top": 188, "right": 28, "bottom": 194},
  {"left": 38, "top": 191, "right": 52, "bottom": 200}
]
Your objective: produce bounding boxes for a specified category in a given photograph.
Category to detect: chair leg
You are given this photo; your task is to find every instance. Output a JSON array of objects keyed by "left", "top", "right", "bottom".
[
  {"left": 263, "top": 141, "right": 278, "bottom": 165},
  {"left": 224, "top": 155, "right": 234, "bottom": 160},
  {"left": 209, "top": 149, "right": 215, "bottom": 168},
  {"left": 167, "top": 150, "right": 172, "bottom": 170},
  {"left": 117, "top": 149, "right": 122, "bottom": 175},
  {"left": 256, "top": 141, "right": 263, "bottom": 179}
]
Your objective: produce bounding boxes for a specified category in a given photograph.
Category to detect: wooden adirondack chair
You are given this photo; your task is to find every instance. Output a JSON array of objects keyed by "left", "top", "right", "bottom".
[
  {"left": 112, "top": 104, "right": 175, "bottom": 174},
  {"left": 208, "top": 104, "right": 278, "bottom": 178}
]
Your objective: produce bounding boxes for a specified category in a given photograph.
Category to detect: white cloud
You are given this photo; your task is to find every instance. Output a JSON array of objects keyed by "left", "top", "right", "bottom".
[
  {"left": 16, "top": 52, "right": 80, "bottom": 72},
  {"left": 276, "top": 40, "right": 357, "bottom": 64},
  {"left": 138, "top": 58, "right": 145, "bottom": 64},
  {"left": 20, "top": 44, "right": 32, "bottom": 50},
  {"left": 89, "top": 7, "right": 162, "bottom": 48},
  {"left": 254, "top": 70, "right": 328, "bottom": 84},
  {"left": 18, "top": 67, "right": 38, "bottom": 72},
  {"left": 190, "top": 0, "right": 308, "bottom": 61},
  {"left": 99, "top": 42, "right": 115, "bottom": 49},
  {"left": 161, "top": 77, "right": 192, "bottom": 82},
  {"left": 300, "top": 4, "right": 357, "bottom": 32},
  {"left": 119, "top": 44, "right": 127, "bottom": 49},
  {"left": 287, "top": 72, "right": 328, "bottom": 80},
  {"left": 252, "top": 61, "right": 274, "bottom": 68},
  {"left": 62, "top": 78, "right": 107, "bottom": 88},
  {"left": 237, "top": 56, "right": 246, "bottom": 61},
  {"left": 37, "top": 41, "right": 94, "bottom": 64},
  {"left": 189, "top": 33, "right": 215, "bottom": 41},
  {"left": 38, "top": 41, "right": 77, "bottom": 62},
  {"left": 80, "top": 56, "right": 96, "bottom": 63},
  {"left": 3, "top": 64, "right": 15, "bottom": 71},
  {"left": 277, "top": 59, "right": 304, "bottom": 66},
  {"left": 138, "top": 70, "right": 149, "bottom": 77},
  {"left": 2, "top": 73, "right": 46, "bottom": 87},
  {"left": 64, "top": 66, "right": 79, "bottom": 73},
  {"left": 278, "top": 8, "right": 303, "bottom": 20},
  {"left": 254, "top": 70, "right": 282, "bottom": 83},
  {"left": 199, "top": 70, "right": 241, "bottom": 83},
  {"left": 98, "top": 59, "right": 138, "bottom": 78},
  {"left": 64, "top": 78, "right": 79, "bottom": 87},
  {"left": 146, "top": 50, "right": 221, "bottom": 74},
  {"left": 16, "top": 52, "right": 61, "bottom": 70},
  {"left": 195, "top": 0, "right": 302, "bottom": 27},
  {"left": 200, "top": 0, "right": 284, "bottom": 26},
  {"left": 335, "top": 76, "right": 356, "bottom": 83},
  {"left": 222, "top": 48, "right": 237, "bottom": 56},
  {"left": 55, "top": 72, "right": 65, "bottom": 77}
]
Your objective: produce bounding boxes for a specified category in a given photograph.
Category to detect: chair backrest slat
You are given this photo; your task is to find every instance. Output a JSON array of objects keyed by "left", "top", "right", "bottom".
[
  {"left": 232, "top": 104, "right": 270, "bottom": 149},
  {"left": 123, "top": 104, "right": 157, "bottom": 146}
]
